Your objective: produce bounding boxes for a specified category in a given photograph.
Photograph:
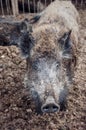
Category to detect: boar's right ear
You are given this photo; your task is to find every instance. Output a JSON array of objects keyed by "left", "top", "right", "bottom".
[{"left": 0, "top": 19, "right": 34, "bottom": 58}]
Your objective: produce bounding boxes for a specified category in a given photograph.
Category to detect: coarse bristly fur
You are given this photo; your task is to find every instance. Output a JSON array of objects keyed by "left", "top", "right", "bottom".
[{"left": 24, "top": 0, "right": 79, "bottom": 113}]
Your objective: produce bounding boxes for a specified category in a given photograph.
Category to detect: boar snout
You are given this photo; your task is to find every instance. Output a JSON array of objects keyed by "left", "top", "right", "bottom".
[
  {"left": 41, "top": 103, "right": 60, "bottom": 113},
  {"left": 41, "top": 96, "right": 60, "bottom": 113}
]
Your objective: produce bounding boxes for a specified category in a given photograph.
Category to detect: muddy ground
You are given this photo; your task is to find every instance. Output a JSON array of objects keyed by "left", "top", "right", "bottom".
[{"left": 0, "top": 10, "right": 86, "bottom": 130}]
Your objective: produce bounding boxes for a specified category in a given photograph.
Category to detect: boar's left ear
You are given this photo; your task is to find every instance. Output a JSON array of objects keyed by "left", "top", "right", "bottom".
[{"left": 59, "top": 30, "right": 74, "bottom": 59}]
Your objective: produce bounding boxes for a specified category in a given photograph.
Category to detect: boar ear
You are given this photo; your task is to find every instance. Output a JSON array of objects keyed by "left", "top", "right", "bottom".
[
  {"left": 59, "top": 30, "right": 73, "bottom": 59},
  {"left": 18, "top": 31, "right": 34, "bottom": 58},
  {"left": 11, "top": 19, "right": 34, "bottom": 58}
]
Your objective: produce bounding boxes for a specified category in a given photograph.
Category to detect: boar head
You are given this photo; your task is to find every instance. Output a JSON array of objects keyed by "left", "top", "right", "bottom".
[
  {"left": 0, "top": 19, "right": 76, "bottom": 114},
  {"left": 24, "top": 29, "right": 76, "bottom": 113}
]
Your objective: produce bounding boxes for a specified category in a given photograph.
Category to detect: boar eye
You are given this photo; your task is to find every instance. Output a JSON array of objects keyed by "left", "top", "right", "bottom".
[{"left": 56, "top": 62, "right": 60, "bottom": 68}]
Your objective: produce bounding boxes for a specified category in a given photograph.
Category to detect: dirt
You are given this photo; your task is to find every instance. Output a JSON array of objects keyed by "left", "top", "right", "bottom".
[{"left": 0, "top": 10, "right": 86, "bottom": 130}]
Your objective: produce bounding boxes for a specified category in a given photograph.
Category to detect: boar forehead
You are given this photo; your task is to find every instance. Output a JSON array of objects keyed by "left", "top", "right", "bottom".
[{"left": 31, "top": 26, "right": 64, "bottom": 59}]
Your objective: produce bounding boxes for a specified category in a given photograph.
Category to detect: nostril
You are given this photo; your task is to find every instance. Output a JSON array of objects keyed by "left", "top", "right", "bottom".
[
  {"left": 44, "top": 106, "right": 49, "bottom": 110},
  {"left": 41, "top": 104, "right": 60, "bottom": 113},
  {"left": 42, "top": 105, "right": 49, "bottom": 112},
  {"left": 52, "top": 105, "right": 59, "bottom": 112}
]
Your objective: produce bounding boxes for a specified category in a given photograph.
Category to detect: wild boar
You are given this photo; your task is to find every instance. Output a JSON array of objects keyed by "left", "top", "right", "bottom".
[{"left": 0, "top": 0, "right": 79, "bottom": 113}]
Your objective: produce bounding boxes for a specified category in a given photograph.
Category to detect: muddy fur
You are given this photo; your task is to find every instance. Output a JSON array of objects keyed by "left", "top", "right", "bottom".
[
  {"left": 29, "top": 0, "right": 79, "bottom": 75},
  {"left": 24, "top": 0, "right": 79, "bottom": 113},
  {"left": 32, "top": 0, "right": 79, "bottom": 47}
]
